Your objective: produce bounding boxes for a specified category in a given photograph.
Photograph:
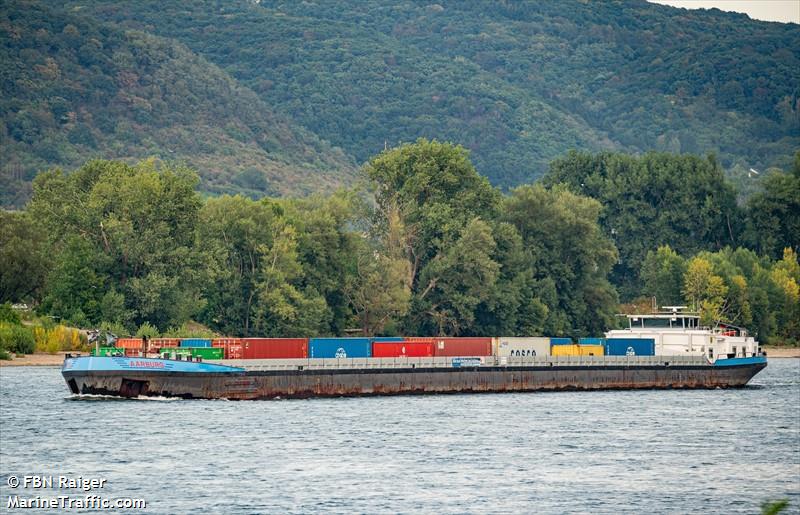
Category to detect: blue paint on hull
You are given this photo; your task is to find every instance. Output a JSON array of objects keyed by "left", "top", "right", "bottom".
[
  {"left": 62, "top": 356, "right": 244, "bottom": 374},
  {"left": 713, "top": 356, "right": 768, "bottom": 367}
]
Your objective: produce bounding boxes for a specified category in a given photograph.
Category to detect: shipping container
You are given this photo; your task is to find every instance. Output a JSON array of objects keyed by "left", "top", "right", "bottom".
[
  {"left": 551, "top": 344, "right": 580, "bottom": 356},
  {"left": 432, "top": 337, "right": 492, "bottom": 357},
  {"left": 149, "top": 338, "right": 180, "bottom": 347},
  {"left": 578, "top": 337, "right": 605, "bottom": 345},
  {"left": 605, "top": 338, "right": 655, "bottom": 356},
  {"left": 551, "top": 344, "right": 605, "bottom": 356},
  {"left": 115, "top": 338, "right": 144, "bottom": 349},
  {"left": 189, "top": 347, "right": 224, "bottom": 360},
  {"left": 212, "top": 338, "right": 242, "bottom": 348},
  {"left": 225, "top": 344, "right": 243, "bottom": 360},
  {"left": 242, "top": 338, "right": 308, "bottom": 359},
  {"left": 180, "top": 338, "right": 212, "bottom": 348},
  {"left": 90, "top": 347, "right": 124, "bottom": 357},
  {"left": 159, "top": 347, "right": 191, "bottom": 357},
  {"left": 549, "top": 337, "right": 573, "bottom": 345},
  {"left": 578, "top": 344, "right": 604, "bottom": 356},
  {"left": 371, "top": 337, "right": 405, "bottom": 343},
  {"left": 404, "top": 337, "right": 436, "bottom": 343},
  {"left": 372, "top": 341, "right": 434, "bottom": 358},
  {"left": 494, "top": 337, "right": 550, "bottom": 357},
  {"left": 309, "top": 337, "right": 371, "bottom": 358}
]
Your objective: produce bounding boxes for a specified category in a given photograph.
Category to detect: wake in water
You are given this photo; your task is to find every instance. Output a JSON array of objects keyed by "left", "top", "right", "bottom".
[{"left": 65, "top": 394, "right": 181, "bottom": 402}]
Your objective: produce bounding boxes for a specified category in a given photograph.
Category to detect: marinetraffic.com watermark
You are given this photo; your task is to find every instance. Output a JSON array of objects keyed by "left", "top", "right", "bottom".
[{"left": 5, "top": 475, "right": 146, "bottom": 510}]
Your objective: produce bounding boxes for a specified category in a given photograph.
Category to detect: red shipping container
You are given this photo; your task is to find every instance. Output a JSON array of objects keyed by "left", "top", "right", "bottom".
[
  {"left": 116, "top": 338, "right": 144, "bottom": 349},
  {"left": 225, "top": 344, "right": 243, "bottom": 360},
  {"left": 372, "top": 341, "right": 434, "bottom": 358},
  {"left": 404, "top": 337, "right": 435, "bottom": 343},
  {"left": 213, "top": 338, "right": 242, "bottom": 348},
  {"left": 241, "top": 338, "right": 308, "bottom": 359},
  {"left": 124, "top": 348, "right": 143, "bottom": 357},
  {"left": 432, "top": 337, "right": 492, "bottom": 357}
]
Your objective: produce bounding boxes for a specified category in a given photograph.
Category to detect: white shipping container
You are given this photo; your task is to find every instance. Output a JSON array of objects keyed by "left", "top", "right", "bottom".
[{"left": 494, "top": 337, "right": 551, "bottom": 357}]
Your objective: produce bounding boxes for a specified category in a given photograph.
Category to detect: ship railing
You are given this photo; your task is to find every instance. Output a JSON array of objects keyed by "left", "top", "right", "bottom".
[{"left": 211, "top": 354, "right": 710, "bottom": 371}]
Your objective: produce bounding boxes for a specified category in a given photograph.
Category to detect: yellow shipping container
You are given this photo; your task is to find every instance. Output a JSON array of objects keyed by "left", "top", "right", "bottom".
[
  {"left": 551, "top": 344, "right": 580, "bottom": 356},
  {"left": 550, "top": 344, "right": 605, "bottom": 356},
  {"left": 579, "top": 344, "right": 604, "bottom": 356}
]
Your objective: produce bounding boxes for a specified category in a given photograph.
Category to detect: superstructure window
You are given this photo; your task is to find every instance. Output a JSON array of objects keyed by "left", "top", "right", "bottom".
[{"left": 643, "top": 318, "right": 671, "bottom": 328}]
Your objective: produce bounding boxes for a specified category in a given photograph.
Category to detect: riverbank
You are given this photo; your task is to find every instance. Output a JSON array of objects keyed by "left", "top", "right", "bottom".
[
  {"left": 0, "top": 352, "right": 76, "bottom": 367},
  {"left": 763, "top": 346, "right": 800, "bottom": 358},
  {"left": 2, "top": 347, "right": 799, "bottom": 366}
]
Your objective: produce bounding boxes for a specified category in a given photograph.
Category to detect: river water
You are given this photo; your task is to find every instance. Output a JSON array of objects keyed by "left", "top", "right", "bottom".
[{"left": 1, "top": 359, "right": 798, "bottom": 514}]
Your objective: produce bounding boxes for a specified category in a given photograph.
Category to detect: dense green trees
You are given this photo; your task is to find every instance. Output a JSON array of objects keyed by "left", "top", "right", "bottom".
[
  {"left": 545, "top": 151, "right": 745, "bottom": 297},
  {"left": 2, "top": 144, "right": 797, "bottom": 344},
  {"left": 0, "top": 212, "right": 48, "bottom": 303},
  {"left": 638, "top": 246, "right": 799, "bottom": 344},
  {"left": 743, "top": 153, "right": 800, "bottom": 259},
  {"left": 28, "top": 159, "right": 203, "bottom": 330}
]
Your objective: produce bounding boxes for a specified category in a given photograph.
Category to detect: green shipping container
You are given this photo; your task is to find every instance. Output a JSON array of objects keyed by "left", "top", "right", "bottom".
[
  {"left": 91, "top": 347, "right": 124, "bottom": 357},
  {"left": 159, "top": 347, "right": 192, "bottom": 357},
  {"left": 189, "top": 347, "right": 224, "bottom": 360}
]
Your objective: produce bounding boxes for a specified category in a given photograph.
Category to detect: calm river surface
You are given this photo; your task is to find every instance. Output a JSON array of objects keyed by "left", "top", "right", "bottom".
[{"left": 1, "top": 359, "right": 798, "bottom": 514}]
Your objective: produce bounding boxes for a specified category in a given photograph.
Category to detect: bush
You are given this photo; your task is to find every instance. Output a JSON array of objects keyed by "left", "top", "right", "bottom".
[
  {"left": 0, "top": 303, "right": 21, "bottom": 324},
  {"left": 0, "top": 348, "right": 10, "bottom": 360},
  {"left": 12, "top": 325, "right": 35, "bottom": 354},
  {"left": 135, "top": 321, "right": 160, "bottom": 338},
  {"left": 0, "top": 322, "right": 36, "bottom": 354},
  {"left": 33, "top": 325, "right": 87, "bottom": 354},
  {"left": 162, "top": 322, "right": 216, "bottom": 338}
]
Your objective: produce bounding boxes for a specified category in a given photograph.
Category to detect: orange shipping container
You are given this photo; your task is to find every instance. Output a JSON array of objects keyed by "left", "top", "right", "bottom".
[
  {"left": 432, "top": 337, "right": 492, "bottom": 357},
  {"left": 116, "top": 338, "right": 144, "bottom": 349},
  {"left": 148, "top": 338, "right": 180, "bottom": 352}
]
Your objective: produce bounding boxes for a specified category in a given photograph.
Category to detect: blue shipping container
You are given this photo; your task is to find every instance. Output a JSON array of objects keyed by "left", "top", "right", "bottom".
[
  {"left": 180, "top": 338, "right": 211, "bottom": 348},
  {"left": 579, "top": 337, "right": 605, "bottom": 345},
  {"left": 371, "top": 337, "right": 405, "bottom": 342},
  {"left": 309, "top": 338, "right": 372, "bottom": 358},
  {"left": 605, "top": 338, "right": 655, "bottom": 356},
  {"left": 550, "top": 337, "right": 573, "bottom": 345}
]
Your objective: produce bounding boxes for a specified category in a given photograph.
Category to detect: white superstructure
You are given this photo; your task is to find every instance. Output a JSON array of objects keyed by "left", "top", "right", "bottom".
[{"left": 605, "top": 307, "right": 760, "bottom": 362}]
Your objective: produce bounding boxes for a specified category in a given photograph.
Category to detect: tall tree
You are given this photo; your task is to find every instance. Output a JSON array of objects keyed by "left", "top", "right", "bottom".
[
  {"left": 544, "top": 151, "right": 740, "bottom": 299},
  {"left": 0, "top": 211, "right": 48, "bottom": 303},
  {"left": 744, "top": 152, "right": 800, "bottom": 259},
  {"left": 365, "top": 139, "right": 503, "bottom": 335},
  {"left": 501, "top": 184, "right": 618, "bottom": 336},
  {"left": 640, "top": 245, "right": 687, "bottom": 307},
  {"left": 29, "top": 159, "right": 202, "bottom": 330}
]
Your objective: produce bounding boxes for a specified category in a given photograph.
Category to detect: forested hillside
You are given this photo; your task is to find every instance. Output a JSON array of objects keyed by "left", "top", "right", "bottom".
[
  {"left": 64, "top": 0, "right": 799, "bottom": 188},
  {"left": 0, "top": 0, "right": 356, "bottom": 207}
]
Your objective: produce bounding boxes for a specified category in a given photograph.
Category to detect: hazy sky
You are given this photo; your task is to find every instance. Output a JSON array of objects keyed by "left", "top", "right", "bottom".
[{"left": 649, "top": 0, "right": 800, "bottom": 24}]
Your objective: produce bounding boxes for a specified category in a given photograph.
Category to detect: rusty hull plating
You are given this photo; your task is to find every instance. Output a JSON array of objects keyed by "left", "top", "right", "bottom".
[{"left": 62, "top": 356, "right": 767, "bottom": 400}]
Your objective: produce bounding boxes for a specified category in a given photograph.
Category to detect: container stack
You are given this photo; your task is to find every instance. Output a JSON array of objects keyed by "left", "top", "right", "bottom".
[{"left": 121, "top": 332, "right": 655, "bottom": 361}]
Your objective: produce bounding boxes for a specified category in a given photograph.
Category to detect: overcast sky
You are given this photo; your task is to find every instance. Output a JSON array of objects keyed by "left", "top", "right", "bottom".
[{"left": 649, "top": 0, "right": 800, "bottom": 24}]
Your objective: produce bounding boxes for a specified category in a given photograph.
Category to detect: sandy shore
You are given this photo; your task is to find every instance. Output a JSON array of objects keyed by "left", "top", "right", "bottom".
[
  {"left": 762, "top": 346, "right": 800, "bottom": 358},
  {"left": 0, "top": 352, "right": 82, "bottom": 367}
]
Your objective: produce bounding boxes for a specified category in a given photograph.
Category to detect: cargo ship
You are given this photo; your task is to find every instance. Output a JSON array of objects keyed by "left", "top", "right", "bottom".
[{"left": 62, "top": 308, "right": 767, "bottom": 400}]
